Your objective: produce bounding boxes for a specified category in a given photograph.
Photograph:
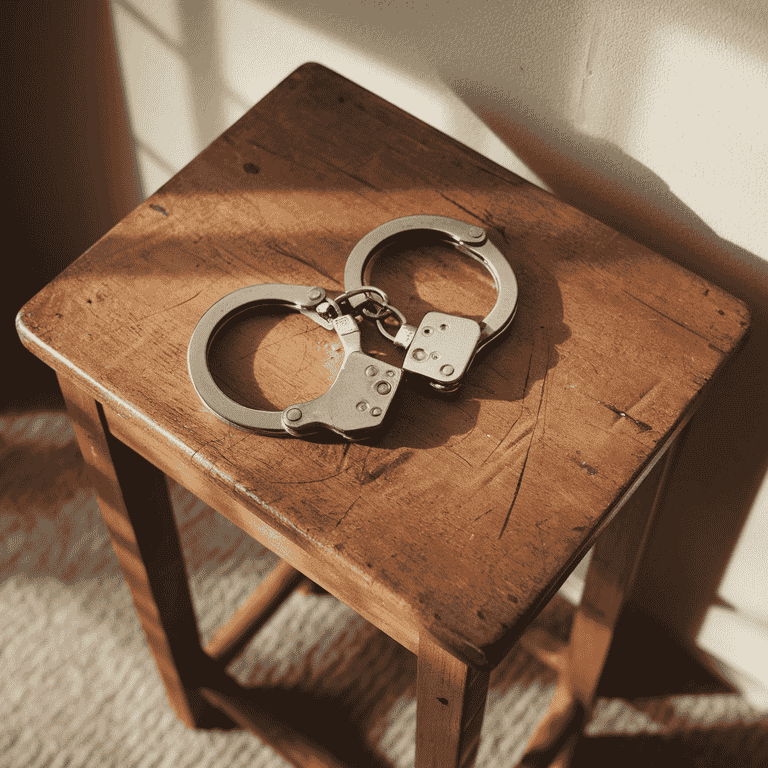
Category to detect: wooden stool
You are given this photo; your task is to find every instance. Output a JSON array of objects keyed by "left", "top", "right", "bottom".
[{"left": 17, "top": 64, "right": 749, "bottom": 767}]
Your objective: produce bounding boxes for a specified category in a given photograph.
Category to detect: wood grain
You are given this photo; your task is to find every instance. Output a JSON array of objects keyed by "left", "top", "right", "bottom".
[
  {"left": 57, "top": 374, "right": 235, "bottom": 730},
  {"left": 519, "top": 433, "right": 682, "bottom": 767},
  {"left": 416, "top": 635, "right": 490, "bottom": 768},
  {"left": 17, "top": 63, "right": 750, "bottom": 673},
  {"left": 204, "top": 558, "right": 303, "bottom": 666}
]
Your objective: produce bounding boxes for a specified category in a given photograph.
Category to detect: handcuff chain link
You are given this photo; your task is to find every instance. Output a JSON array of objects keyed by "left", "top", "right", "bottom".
[
  {"left": 318, "top": 286, "right": 411, "bottom": 346},
  {"left": 317, "top": 286, "right": 388, "bottom": 321},
  {"left": 374, "top": 305, "right": 410, "bottom": 345}
]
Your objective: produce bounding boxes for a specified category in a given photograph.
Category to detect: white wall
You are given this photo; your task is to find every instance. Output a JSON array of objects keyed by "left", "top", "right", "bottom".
[{"left": 109, "top": 0, "right": 768, "bottom": 703}]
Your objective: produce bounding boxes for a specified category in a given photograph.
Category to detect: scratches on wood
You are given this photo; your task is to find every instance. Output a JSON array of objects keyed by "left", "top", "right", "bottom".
[
  {"left": 321, "top": 157, "right": 384, "bottom": 193},
  {"left": 264, "top": 238, "right": 340, "bottom": 286},
  {"left": 476, "top": 209, "right": 512, "bottom": 244},
  {"left": 621, "top": 288, "right": 726, "bottom": 354},
  {"left": 498, "top": 339, "right": 551, "bottom": 539},
  {"left": 597, "top": 400, "right": 653, "bottom": 433},
  {"left": 131, "top": 290, "right": 203, "bottom": 326},
  {"left": 190, "top": 430, "right": 236, "bottom": 468},
  {"left": 245, "top": 136, "right": 295, "bottom": 166},
  {"left": 335, "top": 495, "right": 361, "bottom": 528},
  {"left": 573, "top": 457, "right": 599, "bottom": 476},
  {"left": 481, "top": 331, "right": 538, "bottom": 468},
  {"left": 437, "top": 192, "right": 482, "bottom": 224},
  {"left": 444, "top": 446, "right": 473, "bottom": 468},
  {"left": 434, "top": 193, "right": 511, "bottom": 244},
  {"left": 211, "top": 241, "right": 262, "bottom": 272},
  {"left": 268, "top": 465, "right": 347, "bottom": 487},
  {"left": 359, "top": 449, "right": 414, "bottom": 486}
]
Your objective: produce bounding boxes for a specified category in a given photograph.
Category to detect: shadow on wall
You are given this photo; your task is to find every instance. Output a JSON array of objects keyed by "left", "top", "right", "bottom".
[{"left": 457, "top": 86, "right": 768, "bottom": 644}]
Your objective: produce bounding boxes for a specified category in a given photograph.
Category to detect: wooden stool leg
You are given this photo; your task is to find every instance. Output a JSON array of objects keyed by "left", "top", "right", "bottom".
[
  {"left": 416, "top": 635, "right": 491, "bottom": 768},
  {"left": 59, "top": 376, "right": 235, "bottom": 730},
  {"left": 520, "top": 439, "right": 681, "bottom": 767}
]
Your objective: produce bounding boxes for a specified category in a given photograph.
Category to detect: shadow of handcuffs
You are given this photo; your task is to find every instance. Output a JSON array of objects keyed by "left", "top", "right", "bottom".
[{"left": 188, "top": 215, "right": 518, "bottom": 441}]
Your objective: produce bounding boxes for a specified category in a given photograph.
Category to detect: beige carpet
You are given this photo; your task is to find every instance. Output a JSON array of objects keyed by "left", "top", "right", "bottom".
[{"left": 1, "top": 410, "right": 767, "bottom": 767}]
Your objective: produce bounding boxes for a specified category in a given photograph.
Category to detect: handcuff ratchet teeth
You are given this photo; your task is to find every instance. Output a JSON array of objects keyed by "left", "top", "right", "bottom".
[{"left": 187, "top": 215, "right": 518, "bottom": 440}]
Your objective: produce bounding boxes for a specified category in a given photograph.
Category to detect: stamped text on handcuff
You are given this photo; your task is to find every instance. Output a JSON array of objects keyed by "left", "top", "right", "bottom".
[{"left": 188, "top": 215, "right": 518, "bottom": 441}]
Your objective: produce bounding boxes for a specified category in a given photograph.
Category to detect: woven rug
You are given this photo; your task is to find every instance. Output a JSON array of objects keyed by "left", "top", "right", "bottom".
[{"left": 1, "top": 410, "right": 766, "bottom": 767}]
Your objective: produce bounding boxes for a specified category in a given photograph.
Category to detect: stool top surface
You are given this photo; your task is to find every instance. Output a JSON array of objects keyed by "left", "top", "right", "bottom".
[{"left": 18, "top": 64, "right": 749, "bottom": 668}]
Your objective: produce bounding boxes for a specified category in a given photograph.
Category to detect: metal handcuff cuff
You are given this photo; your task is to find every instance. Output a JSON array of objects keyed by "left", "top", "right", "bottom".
[{"left": 188, "top": 215, "right": 518, "bottom": 441}]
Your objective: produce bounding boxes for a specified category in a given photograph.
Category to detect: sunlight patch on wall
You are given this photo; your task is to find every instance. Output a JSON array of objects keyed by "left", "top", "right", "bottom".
[
  {"left": 698, "top": 606, "right": 768, "bottom": 709},
  {"left": 718, "top": 471, "right": 768, "bottom": 622},
  {"left": 625, "top": 25, "right": 768, "bottom": 259},
  {"left": 112, "top": 3, "right": 201, "bottom": 191},
  {"left": 119, "top": 0, "right": 185, "bottom": 46},
  {"left": 111, "top": 0, "right": 544, "bottom": 198},
  {"left": 217, "top": 0, "right": 455, "bottom": 133},
  {"left": 217, "top": 0, "right": 550, "bottom": 188}
]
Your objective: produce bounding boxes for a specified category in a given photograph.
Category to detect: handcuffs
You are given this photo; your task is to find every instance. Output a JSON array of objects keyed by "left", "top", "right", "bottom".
[{"left": 188, "top": 215, "right": 518, "bottom": 441}]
